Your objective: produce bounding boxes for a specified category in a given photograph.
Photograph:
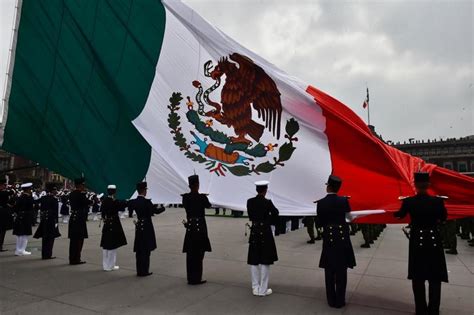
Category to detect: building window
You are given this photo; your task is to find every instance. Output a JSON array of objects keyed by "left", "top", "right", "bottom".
[
  {"left": 443, "top": 162, "right": 453, "bottom": 170},
  {"left": 457, "top": 161, "right": 468, "bottom": 173}
]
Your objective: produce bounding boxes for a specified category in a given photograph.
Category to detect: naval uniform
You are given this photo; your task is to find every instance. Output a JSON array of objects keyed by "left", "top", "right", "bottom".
[
  {"left": 68, "top": 190, "right": 90, "bottom": 264},
  {"left": 247, "top": 195, "right": 279, "bottom": 295},
  {"left": 182, "top": 192, "right": 212, "bottom": 284},
  {"left": 33, "top": 194, "right": 61, "bottom": 259},
  {"left": 394, "top": 194, "right": 448, "bottom": 315},
  {"left": 100, "top": 196, "right": 127, "bottom": 270},
  {"left": 13, "top": 193, "right": 34, "bottom": 255},
  {"left": 317, "top": 193, "right": 356, "bottom": 308},
  {"left": 128, "top": 196, "right": 165, "bottom": 276},
  {"left": 0, "top": 189, "right": 14, "bottom": 251}
]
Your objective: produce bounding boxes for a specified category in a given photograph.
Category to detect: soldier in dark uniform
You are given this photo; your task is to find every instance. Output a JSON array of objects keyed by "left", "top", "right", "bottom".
[
  {"left": 128, "top": 182, "right": 165, "bottom": 277},
  {"left": 247, "top": 180, "right": 279, "bottom": 297},
  {"left": 316, "top": 175, "right": 356, "bottom": 308},
  {"left": 100, "top": 185, "right": 127, "bottom": 271},
  {"left": 0, "top": 178, "right": 14, "bottom": 252},
  {"left": 13, "top": 183, "right": 35, "bottom": 256},
  {"left": 60, "top": 192, "right": 70, "bottom": 222},
  {"left": 394, "top": 172, "right": 448, "bottom": 315},
  {"left": 33, "top": 183, "right": 61, "bottom": 259},
  {"left": 359, "top": 224, "right": 371, "bottom": 248},
  {"left": 182, "top": 175, "right": 212, "bottom": 285},
  {"left": 68, "top": 178, "right": 91, "bottom": 265}
]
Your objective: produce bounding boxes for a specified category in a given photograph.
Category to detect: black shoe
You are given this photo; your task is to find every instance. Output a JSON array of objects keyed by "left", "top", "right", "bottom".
[
  {"left": 360, "top": 243, "right": 371, "bottom": 248},
  {"left": 369, "top": 241, "right": 374, "bottom": 244},
  {"left": 137, "top": 272, "right": 153, "bottom": 277},
  {"left": 307, "top": 239, "right": 315, "bottom": 244},
  {"left": 0, "top": 248, "right": 8, "bottom": 252},
  {"left": 468, "top": 239, "right": 474, "bottom": 244},
  {"left": 445, "top": 249, "right": 458, "bottom": 255},
  {"left": 42, "top": 256, "right": 56, "bottom": 260},
  {"left": 335, "top": 302, "right": 346, "bottom": 308},
  {"left": 314, "top": 236, "right": 322, "bottom": 241},
  {"left": 470, "top": 243, "right": 474, "bottom": 247},
  {"left": 188, "top": 280, "right": 207, "bottom": 285},
  {"left": 70, "top": 261, "right": 86, "bottom": 265}
]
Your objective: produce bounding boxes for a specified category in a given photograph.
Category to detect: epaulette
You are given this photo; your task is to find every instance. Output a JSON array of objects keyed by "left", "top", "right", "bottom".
[
  {"left": 343, "top": 196, "right": 351, "bottom": 199},
  {"left": 436, "top": 195, "right": 449, "bottom": 199},
  {"left": 398, "top": 196, "right": 410, "bottom": 200}
]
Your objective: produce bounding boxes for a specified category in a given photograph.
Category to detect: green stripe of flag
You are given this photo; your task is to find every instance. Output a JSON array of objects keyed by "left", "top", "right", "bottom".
[{"left": 3, "top": 0, "right": 166, "bottom": 198}]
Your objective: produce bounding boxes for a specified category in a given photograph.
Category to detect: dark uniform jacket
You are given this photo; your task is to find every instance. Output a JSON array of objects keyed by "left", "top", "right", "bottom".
[
  {"left": 394, "top": 194, "right": 448, "bottom": 282},
  {"left": 100, "top": 196, "right": 127, "bottom": 250},
  {"left": 128, "top": 196, "right": 165, "bottom": 253},
  {"left": 0, "top": 189, "right": 14, "bottom": 231},
  {"left": 13, "top": 193, "right": 34, "bottom": 236},
  {"left": 68, "top": 190, "right": 90, "bottom": 239},
  {"left": 317, "top": 194, "right": 356, "bottom": 269},
  {"left": 34, "top": 194, "right": 61, "bottom": 239},
  {"left": 247, "top": 195, "right": 279, "bottom": 265},
  {"left": 182, "top": 192, "right": 212, "bottom": 253}
]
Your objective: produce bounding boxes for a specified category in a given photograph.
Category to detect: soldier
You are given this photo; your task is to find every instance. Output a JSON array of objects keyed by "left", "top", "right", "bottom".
[
  {"left": 247, "top": 180, "right": 279, "bottom": 297},
  {"left": 182, "top": 175, "right": 212, "bottom": 285},
  {"left": 68, "top": 178, "right": 90, "bottom": 265},
  {"left": 394, "top": 172, "right": 448, "bottom": 315},
  {"left": 359, "top": 224, "right": 371, "bottom": 248},
  {"left": 316, "top": 175, "right": 356, "bottom": 309},
  {"left": 304, "top": 216, "right": 322, "bottom": 244},
  {"left": 33, "top": 183, "right": 61, "bottom": 259},
  {"left": 13, "top": 183, "right": 34, "bottom": 256},
  {"left": 100, "top": 185, "right": 127, "bottom": 271},
  {"left": 0, "top": 178, "right": 14, "bottom": 252},
  {"left": 443, "top": 219, "right": 458, "bottom": 255},
  {"left": 128, "top": 182, "right": 165, "bottom": 277},
  {"left": 60, "top": 191, "right": 70, "bottom": 223}
]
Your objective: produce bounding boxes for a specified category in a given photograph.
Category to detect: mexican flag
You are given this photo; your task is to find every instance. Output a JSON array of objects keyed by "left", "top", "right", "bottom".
[{"left": 1, "top": 0, "right": 473, "bottom": 220}]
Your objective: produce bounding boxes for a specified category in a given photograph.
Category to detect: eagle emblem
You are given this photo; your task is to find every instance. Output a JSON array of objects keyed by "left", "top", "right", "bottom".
[{"left": 167, "top": 53, "right": 299, "bottom": 177}]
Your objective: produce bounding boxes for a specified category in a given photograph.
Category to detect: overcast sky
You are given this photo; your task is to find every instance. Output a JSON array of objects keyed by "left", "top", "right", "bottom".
[{"left": 1, "top": 0, "right": 472, "bottom": 143}]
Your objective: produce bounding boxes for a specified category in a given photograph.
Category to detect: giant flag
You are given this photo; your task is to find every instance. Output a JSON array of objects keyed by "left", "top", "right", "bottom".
[{"left": 1, "top": 0, "right": 473, "bottom": 221}]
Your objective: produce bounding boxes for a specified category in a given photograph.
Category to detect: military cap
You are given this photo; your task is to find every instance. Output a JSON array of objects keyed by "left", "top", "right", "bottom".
[
  {"left": 21, "top": 182, "right": 33, "bottom": 189},
  {"left": 188, "top": 175, "right": 199, "bottom": 186},
  {"left": 45, "top": 182, "right": 57, "bottom": 192},
  {"left": 136, "top": 181, "right": 147, "bottom": 191},
  {"left": 326, "top": 175, "right": 342, "bottom": 189},
  {"left": 414, "top": 172, "right": 430, "bottom": 183},
  {"left": 74, "top": 177, "right": 85, "bottom": 185},
  {"left": 255, "top": 180, "right": 269, "bottom": 187}
]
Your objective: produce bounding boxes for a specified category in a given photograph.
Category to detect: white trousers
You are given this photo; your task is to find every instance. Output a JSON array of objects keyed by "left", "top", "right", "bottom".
[
  {"left": 251, "top": 264, "right": 270, "bottom": 295},
  {"left": 15, "top": 236, "right": 29, "bottom": 253},
  {"left": 102, "top": 249, "right": 117, "bottom": 270}
]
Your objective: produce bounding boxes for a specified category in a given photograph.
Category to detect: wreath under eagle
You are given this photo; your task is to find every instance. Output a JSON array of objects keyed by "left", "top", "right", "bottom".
[{"left": 167, "top": 53, "right": 300, "bottom": 176}]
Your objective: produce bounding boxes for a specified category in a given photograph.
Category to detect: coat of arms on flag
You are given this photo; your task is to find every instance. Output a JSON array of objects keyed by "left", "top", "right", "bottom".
[{"left": 166, "top": 53, "right": 300, "bottom": 177}]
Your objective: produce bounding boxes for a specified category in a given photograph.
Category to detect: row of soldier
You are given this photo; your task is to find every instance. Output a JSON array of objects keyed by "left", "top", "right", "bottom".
[{"left": 0, "top": 173, "right": 466, "bottom": 314}]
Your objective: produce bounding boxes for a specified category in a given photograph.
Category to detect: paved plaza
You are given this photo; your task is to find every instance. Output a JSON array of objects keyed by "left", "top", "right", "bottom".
[{"left": 1, "top": 209, "right": 473, "bottom": 314}]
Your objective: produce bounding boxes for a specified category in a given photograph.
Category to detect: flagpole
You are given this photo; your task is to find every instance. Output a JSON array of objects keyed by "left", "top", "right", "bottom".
[{"left": 366, "top": 86, "right": 370, "bottom": 126}]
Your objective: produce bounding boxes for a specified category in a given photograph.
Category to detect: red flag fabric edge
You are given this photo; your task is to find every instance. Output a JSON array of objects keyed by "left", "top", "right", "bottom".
[{"left": 306, "top": 85, "right": 474, "bottom": 223}]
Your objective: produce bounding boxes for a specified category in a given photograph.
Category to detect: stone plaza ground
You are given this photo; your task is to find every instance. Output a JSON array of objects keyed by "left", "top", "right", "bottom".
[{"left": 1, "top": 209, "right": 473, "bottom": 314}]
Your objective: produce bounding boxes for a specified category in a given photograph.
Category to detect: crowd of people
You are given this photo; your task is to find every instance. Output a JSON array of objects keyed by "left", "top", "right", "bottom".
[{"left": 0, "top": 173, "right": 472, "bottom": 315}]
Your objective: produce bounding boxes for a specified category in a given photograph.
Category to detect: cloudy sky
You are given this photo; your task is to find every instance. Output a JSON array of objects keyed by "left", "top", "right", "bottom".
[{"left": 1, "top": 0, "right": 472, "bottom": 143}]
